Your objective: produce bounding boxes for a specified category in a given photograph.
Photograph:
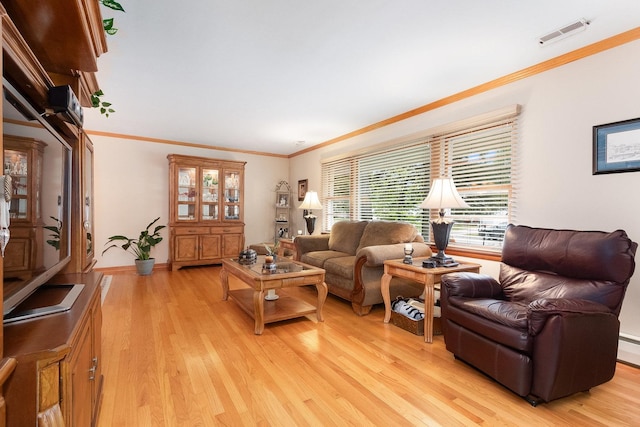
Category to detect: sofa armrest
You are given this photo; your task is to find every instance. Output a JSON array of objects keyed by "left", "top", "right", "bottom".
[
  {"left": 440, "top": 272, "right": 503, "bottom": 298},
  {"left": 356, "top": 242, "right": 432, "bottom": 267},
  {"left": 294, "top": 235, "right": 330, "bottom": 255},
  {"left": 527, "top": 298, "right": 613, "bottom": 336}
]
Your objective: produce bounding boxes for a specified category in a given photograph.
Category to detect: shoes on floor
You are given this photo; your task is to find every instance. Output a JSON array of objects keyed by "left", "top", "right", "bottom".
[{"left": 391, "top": 297, "right": 424, "bottom": 320}]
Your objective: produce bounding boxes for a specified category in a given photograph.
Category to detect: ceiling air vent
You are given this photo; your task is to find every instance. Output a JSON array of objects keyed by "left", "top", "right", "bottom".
[{"left": 538, "top": 18, "right": 590, "bottom": 46}]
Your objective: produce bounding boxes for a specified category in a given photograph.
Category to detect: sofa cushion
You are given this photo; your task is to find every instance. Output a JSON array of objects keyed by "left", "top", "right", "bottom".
[
  {"left": 356, "top": 221, "right": 418, "bottom": 253},
  {"left": 324, "top": 256, "right": 356, "bottom": 281},
  {"left": 301, "top": 250, "right": 349, "bottom": 269},
  {"left": 450, "top": 297, "right": 529, "bottom": 330},
  {"left": 328, "top": 221, "right": 368, "bottom": 255}
]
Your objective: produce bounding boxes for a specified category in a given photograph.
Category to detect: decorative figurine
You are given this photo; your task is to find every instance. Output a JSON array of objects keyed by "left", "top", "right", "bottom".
[{"left": 403, "top": 243, "right": 414, "bottom": 264}]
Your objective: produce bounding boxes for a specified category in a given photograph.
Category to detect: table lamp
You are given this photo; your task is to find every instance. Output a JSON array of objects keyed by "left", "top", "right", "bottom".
[
  {"left": 420, "top": 177, "right": 469, "bottom": 266},
  {"left": 298, "top": 190, "right": 322, "bottom": 234}
]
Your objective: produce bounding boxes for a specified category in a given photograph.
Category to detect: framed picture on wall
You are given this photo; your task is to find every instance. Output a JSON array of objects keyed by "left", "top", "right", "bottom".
[
  {"left": 593, "top": 117, "right": 640, "bottom": 174},
  {"left": 298, "top": 179, "right": 308, "bottom": 201}
]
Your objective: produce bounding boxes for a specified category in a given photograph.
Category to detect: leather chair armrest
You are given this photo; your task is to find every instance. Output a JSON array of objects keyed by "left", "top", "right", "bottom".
[
  {"left": 530, "top": 297, "right": 620, "bottom": 401},
  {"left": 528, "top": 298, "right": 613, "bottom": 336},
  {"left": 294, "top": 235, "right": 330, "bottom": 254},
  {"left": 356, "top": 242, "right": 431, "bottom": 267},
  {"left": 441, "top": 272, "right": 503, "bottom": 298}
]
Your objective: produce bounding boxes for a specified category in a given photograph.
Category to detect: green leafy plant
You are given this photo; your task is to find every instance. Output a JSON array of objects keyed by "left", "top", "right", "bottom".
[
  {"left": 91, "top": 89, "right": 115, "bottom": 117},
  {"left": 95, "top": 1, "right": 124, "bottom": 117},
  {"left": 100, "top": 0, "right": 125, "bottom": 35},
  {"left": 44, "top": 216, "right": 62, "bottom": 250},
  {"left": 264, "top": 241, "right": 280, "bottom": 256},
  {"left": 102, "top": 217, "right": 166, "bottom": 260}
]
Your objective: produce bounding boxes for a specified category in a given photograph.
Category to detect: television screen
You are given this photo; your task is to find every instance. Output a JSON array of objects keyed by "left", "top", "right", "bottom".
[{"left": 2, "top": 78, "right": 72, "bottom": 319}]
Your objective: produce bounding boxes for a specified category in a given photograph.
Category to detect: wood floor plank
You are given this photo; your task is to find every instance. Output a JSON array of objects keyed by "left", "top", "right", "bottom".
[{"left": 97, "top": 266, "right": 640, "bottom": 426}]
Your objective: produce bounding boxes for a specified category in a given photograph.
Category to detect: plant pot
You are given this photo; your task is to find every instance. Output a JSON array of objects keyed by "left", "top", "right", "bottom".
[{"left": 135, "top": 258, "right": 156, "bottom": 276}]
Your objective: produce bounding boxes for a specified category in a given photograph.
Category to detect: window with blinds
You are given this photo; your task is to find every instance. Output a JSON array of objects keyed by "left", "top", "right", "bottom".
[{"left": 321, "top": 105, "right": 519, "bottom": 251}]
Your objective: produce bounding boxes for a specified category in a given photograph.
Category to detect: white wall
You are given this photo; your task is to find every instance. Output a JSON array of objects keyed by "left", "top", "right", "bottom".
[
  {"left": 92, "top": 138, "right": 288, "bottom": 269},
  {"left": 288, "top": 40, "right": 640, "bottom": 345},
  {"left": 91, "top": 39, "right": 640, "bottom": 359}
]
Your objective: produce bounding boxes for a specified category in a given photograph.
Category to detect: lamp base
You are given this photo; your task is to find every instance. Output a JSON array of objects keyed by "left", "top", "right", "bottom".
[
  {"left": 429, "top": 221, "right": 459, "bottom": 267},
  {"left": 428, "top": 251, "right": 459, "bottom": 267},
  {"left": 304, "top": 215, "right": 316, "bottom": 235}
]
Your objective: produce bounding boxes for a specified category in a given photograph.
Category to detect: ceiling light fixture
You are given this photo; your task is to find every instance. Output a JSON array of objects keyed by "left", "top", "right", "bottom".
[{"left": 538, "top": 18, "right": 590, "bottom": 46}]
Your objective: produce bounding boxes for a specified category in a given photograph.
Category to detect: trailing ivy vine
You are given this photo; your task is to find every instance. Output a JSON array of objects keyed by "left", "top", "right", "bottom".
[
  {"left": 100, "top": 0, "right": 125, "bottom": 35},
  {"left": 91, "top": 90, "right": 115, "bottom": 118},
  {"left": 94, "top": 1, "right": 124, "bottom": 117}
]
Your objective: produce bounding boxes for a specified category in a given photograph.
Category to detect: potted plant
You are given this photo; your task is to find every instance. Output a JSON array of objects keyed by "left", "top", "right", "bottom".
[
  {"left": 264, "top": 241, "right": 280, "bottom": 257},
  {"left": 102, "top": 217, "right": 166, "bottom": 275}
]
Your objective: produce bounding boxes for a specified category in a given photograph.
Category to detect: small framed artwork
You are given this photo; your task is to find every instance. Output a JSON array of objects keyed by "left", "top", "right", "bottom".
[
  {"left": 277, "top": 192, "right": 289, "bottom": 207},
  {"left": 593, "top": 117, "right": 640, "bottom": 174},
  {"left": 298, "top": 179, "right": 308, "bottom": 201}
]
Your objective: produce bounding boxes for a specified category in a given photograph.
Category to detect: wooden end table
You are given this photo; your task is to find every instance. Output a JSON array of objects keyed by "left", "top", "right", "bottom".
[
  {"left": 381, "top": 258, "right": 481, "bottom": 343},
  {"left": 220, "top": 256, "right": 327, "bottom": 334},
  {"left": 277, "top": 237, "right": 297, "bottom": 260}
]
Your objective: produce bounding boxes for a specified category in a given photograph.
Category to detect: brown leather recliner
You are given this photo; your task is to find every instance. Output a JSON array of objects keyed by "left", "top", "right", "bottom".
[{"left": 440, "top": 224, "right": 637, "bottom": 405}]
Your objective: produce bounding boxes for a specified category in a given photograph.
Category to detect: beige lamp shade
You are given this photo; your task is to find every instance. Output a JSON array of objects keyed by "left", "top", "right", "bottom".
[
  {"left": 420, "top": 177, "right": 469, "bottom": 212},
  {"left": 298, "top": 191, "right": 322, "bottom": 210}
]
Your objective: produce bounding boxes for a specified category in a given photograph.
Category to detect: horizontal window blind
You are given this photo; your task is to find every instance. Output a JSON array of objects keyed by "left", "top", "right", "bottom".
[
  {"left": 431, "top": 116, "right": 518, "bottom": 249},
  {"left": 321, "top": 106, "right": 519, "bottom": 251},
  {"left": 356, "top": 143, "right": 430, "bottom": 227},
  {"left": 321, "top": 157, "right": 354, "bottom": 227}
]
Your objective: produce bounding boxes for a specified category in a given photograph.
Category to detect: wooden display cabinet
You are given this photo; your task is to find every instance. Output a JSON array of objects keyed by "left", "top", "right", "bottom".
[{"left": 168, "top": 154, "right": 246, "bottom": 270}]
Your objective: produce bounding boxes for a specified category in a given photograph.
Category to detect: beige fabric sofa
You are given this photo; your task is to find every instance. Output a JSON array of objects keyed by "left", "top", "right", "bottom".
[{"left": 294, "top": 220, "right": 432, "bottom": 315}]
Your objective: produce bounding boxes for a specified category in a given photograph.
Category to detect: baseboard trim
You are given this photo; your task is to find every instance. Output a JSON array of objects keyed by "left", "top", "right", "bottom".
[
  {"left": 93, "top": 262, "right": 170, "bottom": 275},
  {"left": 618, "top": 334, "right": 640, "bottom": 368}
]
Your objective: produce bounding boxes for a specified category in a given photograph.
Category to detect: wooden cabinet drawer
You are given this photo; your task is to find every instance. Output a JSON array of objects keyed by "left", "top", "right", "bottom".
[
  {"left": 211, "top": 226, "right": 243, "bottom": 234},
  {"left": 174, "top": 227, "right": 210, "bottom": 235}
]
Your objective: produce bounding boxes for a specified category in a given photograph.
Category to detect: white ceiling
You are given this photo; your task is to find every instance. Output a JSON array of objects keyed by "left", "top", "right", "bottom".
[{"left": 85, "top": 0, "right": 640, "bottom": 156}]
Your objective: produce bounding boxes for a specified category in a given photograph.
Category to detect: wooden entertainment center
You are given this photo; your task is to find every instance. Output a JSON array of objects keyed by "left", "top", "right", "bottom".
[
  {"left": 3, "top": 273, "right": 103, "bottom": 426},
  {"left": 1, "top": 1, "right": 106, "bottom": 426}
]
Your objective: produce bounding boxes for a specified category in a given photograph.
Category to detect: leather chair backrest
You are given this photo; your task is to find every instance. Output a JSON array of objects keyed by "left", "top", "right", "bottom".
[
  {"left": 499, "top": 225, "right": 637, "bottom": 315},
  {"left": 502, "top": 225, "right": 636, "bottom": 283}
]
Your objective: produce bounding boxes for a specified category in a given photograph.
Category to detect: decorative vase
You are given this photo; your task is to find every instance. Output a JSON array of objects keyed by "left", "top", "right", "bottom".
[{"left": 135, "top": 258, "right": 156, "bottom": 276}]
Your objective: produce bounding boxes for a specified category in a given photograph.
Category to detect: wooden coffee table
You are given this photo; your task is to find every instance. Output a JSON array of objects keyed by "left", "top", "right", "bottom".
[
  {"left": 381, "top": 258, "right": 481, "bottom": 343},
  {"left": 220, "top": 256, "right": 327, "bottom": 334}
]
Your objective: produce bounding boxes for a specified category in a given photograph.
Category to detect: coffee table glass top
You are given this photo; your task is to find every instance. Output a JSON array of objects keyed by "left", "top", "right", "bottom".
[{"left": 230, "top": 256, "right": 316, "bottom": 275}]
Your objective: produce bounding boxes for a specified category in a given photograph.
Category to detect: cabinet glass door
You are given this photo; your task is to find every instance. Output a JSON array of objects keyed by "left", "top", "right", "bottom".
[
  {"left": 4, "top": 149, "right": 29, "bottom": 219},
  {"left": 223, "top": 171, "right": 241, "bottom": 220},
  {"left": 177, "top": 166, "right": 197, "bottom": 221},
  {"left": 201, "top": 168, "right": 219, "bottom": 221}
]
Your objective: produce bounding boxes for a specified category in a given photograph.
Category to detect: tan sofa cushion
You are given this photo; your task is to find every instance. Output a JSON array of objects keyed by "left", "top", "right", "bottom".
[
  {"left": 328, "top": 221, "right": 368, "bottom": 255},
  {"left": 356, "top": 221, "right": 418, "bottom": 253},
  {"left": 301, "top": 250, "right": 349, "bottom": 268},
  {"left": 324, "top": 256, "right": 356, "bottom": 280}
]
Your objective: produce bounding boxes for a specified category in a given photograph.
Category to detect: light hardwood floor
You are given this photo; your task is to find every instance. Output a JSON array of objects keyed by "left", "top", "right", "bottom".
[{"left": 97, "top": 266, "right": 640, "bottom": 426}]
